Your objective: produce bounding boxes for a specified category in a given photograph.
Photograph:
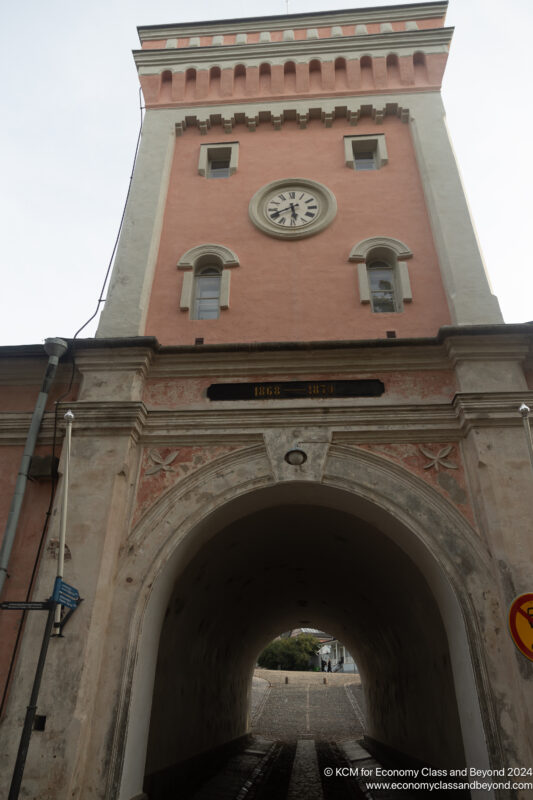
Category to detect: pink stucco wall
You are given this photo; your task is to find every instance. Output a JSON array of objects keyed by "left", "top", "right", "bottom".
[
  {"left": 144, "top": 116, "right": 451, "bottom": 346},
  {"left": 0, "top": 446, "right": 55, "bottom": 715},
  {"left": 142, "top": 370, "right": 457, "bottom": 408},
  {"left": 0, "top": 382, "right": 77, "bottom": 413},
  {"left": 0, "top": 377, "right": 78, "bottom": 714},
  {"left": 140, "top": 52, "right": 447, "bottom": 107}
]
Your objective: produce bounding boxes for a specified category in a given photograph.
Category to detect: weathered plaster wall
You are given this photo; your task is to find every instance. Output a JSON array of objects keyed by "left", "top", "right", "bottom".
[{"left": 1, "top": 332, "right": 532, "bottom": 800}]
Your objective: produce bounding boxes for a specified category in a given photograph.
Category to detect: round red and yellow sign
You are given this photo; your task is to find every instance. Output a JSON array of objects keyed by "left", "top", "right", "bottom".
[{"left": 509, "top": 593, "right": 533, "bottom": 662}]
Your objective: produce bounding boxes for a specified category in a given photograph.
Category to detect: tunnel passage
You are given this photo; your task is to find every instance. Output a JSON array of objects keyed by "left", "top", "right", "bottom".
[{"left": 143, "top": 501, "right": 466, "bottom": 786}]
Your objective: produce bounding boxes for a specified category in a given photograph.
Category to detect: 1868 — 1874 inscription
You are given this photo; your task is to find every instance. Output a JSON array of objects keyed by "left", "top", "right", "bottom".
[{"left": 207, "top": 379, "right": 384, "bottom": 401}]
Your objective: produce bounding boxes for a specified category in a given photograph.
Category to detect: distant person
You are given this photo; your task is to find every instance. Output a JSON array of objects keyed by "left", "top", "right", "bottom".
[
  {"left": 327, "top": 659, "right": 332, "bottom": 672},
  {"left": 321, "top": 659, "right": 326, "bottom": 672}
]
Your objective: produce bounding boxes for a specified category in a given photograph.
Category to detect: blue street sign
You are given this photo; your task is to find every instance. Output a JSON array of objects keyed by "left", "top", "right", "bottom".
[{"left": 52, "top": 577, "right": 80, "bottom": 609}]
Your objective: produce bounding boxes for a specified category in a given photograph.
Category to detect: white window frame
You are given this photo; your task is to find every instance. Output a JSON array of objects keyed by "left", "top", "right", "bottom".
[
  {"left": 198, "top": 142, "right": 239, "bottom": 178},
  {"left": 344, "top": 134, "right": 388, "bottom": 170},
  {"left": 178, "top": 244, "right": 239, "bottom": 318},
  {"left": 348, "top": 236, "right": 413, "bottom": 312}
]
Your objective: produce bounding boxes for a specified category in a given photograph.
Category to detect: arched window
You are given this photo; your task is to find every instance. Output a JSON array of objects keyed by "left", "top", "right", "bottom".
[
  {"left": 360, "top": 55, "right": 374, "bottom": 89},
  {"left": 234, "top": 64, "right": 246, "bottom": 94},
  {"left": 334, "top": 57, "right": 348, "bottom": 89},
  {"left": 259, "top": 63, "right": 271, "bottom": 93},
  {"left": 413, "top": 52, "right": 429, "bottom": 85},
  {"left": 185, "top": 68, "right": 196, "bottom": 100},
  {"left": 209, "top": 66, "right": 221, "bottom": 97},
  {"left": 193, "top": 266, "right": 221, "bottom": 319},
  {"left": 178, "top": 244, "right": 240, "bottom": 319},
  {"left": 309, "top": 59, "right": 322, "bottom": 90},
  {"left": 160, "top": 70, "right": 172, "bottom": 102},
  {"left": 386, "top": 53, "right": 400, "bottom": 85},
  {"left": 283, "top": 61, "right": 296, "bottom": 93},
  {"left": 348, "top": 236, "right": 413, "bottom": 313}
]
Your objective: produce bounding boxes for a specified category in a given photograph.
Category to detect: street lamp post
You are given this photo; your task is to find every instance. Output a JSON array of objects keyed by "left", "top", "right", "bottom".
[{"left": 519, "top": 404, "right": 533, "bottom": 475}]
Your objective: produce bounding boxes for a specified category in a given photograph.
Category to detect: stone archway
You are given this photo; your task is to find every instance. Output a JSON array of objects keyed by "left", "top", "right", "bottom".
[{"left": 109, "top": 445, "right": 502, "bottom": 800}]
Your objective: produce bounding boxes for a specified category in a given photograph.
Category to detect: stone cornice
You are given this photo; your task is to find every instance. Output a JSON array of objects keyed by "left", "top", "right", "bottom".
[
  {"left": 147, "top": 345, "right": 451, "bottom": 377},
  {"left": 141, "top": 404, "right": 459, "bottom": 443},
  {"left": 63, "top": 402, "right": 148, "bottom": 441},
  {"left": 134, "top": 28, "right": 453, "bottom": 72},
  {"left": 138, "top": 3, "right": 449, "bottom": 40},
  {"left": 0, "top": 403, "right": 148, "bottom": 446},
  {"left": 1, "top": 326, "right": 531, "bottom": 376},
  {"left": 0, "top": 412, "right": 56, "bottom": 445},
  {"left": 74, "top": 347, "right": 154, "bottom": 376},
  {"left": 445, "top": 335, "right": 531, "bottom": 365},
  {"left": 453, "top": 393, "right": 533, "bottom": 422},
  {"left": 3, "top": 394, "right": 531, "bottom": 447}
]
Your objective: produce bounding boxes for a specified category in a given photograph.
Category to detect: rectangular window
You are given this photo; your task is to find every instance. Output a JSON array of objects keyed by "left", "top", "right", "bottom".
[
  {"left": 198, "top": 142, "right": 239, "bottom": 178},
  {"left": 344, "top": 134, "right": 388, "bottom": 170}
]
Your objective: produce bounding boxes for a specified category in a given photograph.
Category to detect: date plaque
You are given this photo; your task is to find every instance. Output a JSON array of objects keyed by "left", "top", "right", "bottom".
[{"left": 207, "top": 379, "right": 384, "bottom": 401}]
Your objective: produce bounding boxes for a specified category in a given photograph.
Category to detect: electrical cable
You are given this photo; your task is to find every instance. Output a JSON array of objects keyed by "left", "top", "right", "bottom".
[
  {"left": 72, "top": 86, "right": 144, "bottom": 340},
  {"left": 0, "top": 88, "right": 145, "bottom": 718}
]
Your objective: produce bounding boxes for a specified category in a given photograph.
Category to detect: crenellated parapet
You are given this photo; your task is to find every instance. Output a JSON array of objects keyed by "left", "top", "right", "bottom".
[
  {"left": 135, "top": 3, "right": 451, "bottom": 107},
  {"left": 137, "top": 3, "right": 447, "bottom": 49}
]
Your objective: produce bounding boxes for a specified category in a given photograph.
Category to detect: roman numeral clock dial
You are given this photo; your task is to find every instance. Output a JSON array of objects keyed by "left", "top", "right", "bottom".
[
  {"left": 267, "top": 190, "right": 318, "bottom": 228},
  {"left": 249, "top": 178, "right": 337, "bottom": 240}
]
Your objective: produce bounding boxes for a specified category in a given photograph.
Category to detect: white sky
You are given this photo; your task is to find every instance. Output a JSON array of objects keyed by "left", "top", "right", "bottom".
[{"left": 1, "top": 0, "right": 531, "bottom": 346}]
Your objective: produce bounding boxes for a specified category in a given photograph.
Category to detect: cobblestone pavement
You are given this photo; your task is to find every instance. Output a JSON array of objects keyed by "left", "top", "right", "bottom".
[
  {"left": 252, "top": 668, "right": 365, "bottom": 742},
  {"left": 187, "top": 670, "right": 370, "bottom": 799},
  {"left": 254, "top": 668, "right": 362, "bottom": 687},
  {"left": 183, "top": 672, "right": 466, "bottom": 799}
]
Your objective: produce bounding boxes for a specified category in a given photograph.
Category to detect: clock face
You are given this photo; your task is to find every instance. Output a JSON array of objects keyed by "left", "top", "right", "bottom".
[
  {"left": 265, "top": 189, "right": 320, "bottom": 229},
  {"left": 249, "top": 178, "right": 337, "bottom": 240}
]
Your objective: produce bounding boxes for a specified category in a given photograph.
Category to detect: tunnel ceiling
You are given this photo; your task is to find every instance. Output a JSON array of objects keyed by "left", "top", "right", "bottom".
[{"left": 164, "top": 503, "right": 446, "bottom": 672}]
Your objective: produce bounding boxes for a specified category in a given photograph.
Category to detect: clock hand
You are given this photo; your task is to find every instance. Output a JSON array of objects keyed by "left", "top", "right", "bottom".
[{"left": 270, "top": 203, "right": 299, "bottom": 217}]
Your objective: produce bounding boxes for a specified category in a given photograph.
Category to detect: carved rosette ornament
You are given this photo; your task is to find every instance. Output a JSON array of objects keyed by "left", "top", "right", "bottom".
[
  {"left": 132, "top": 445, "right": 243, "bottom": 528},
  {"left": 419, "top": 445, "right": 458, "bottom": 472},
  {"left": 356, "top": 442, "right": 474, "bottom": 528},
  {"left": 145, "top": 449, "right": 179, "bottom": 475}
]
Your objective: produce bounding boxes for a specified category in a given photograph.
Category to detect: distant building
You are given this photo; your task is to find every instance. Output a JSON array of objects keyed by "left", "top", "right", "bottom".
[
  {"left": 287, "top": 628, "right": 357, "bottom": 672},
  {"left": 318, "top": 639, "right": 358, "bottom": 673}
]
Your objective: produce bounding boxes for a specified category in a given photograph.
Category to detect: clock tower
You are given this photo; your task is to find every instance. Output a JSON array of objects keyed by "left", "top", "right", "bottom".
[
  {"left": 2, "top": 4, "right": 533, "bottom": 800},
  {"left": 96, "top": 1, "right": 501, "bottom": 344}
]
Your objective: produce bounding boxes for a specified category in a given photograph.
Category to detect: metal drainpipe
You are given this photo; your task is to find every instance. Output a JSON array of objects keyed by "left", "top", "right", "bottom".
[{"left": 0, "top": 337, "right": 68, "bottom": 598}]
